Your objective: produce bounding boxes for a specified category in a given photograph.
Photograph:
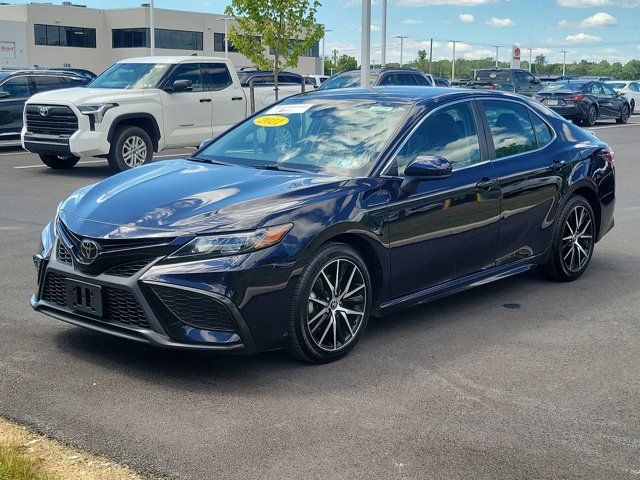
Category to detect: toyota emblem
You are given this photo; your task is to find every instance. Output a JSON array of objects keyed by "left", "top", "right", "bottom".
[
  {"left": 38, "top": 106, "right": 49, "bottom": 117},
  {"left": 79, "top": 239, "right": 100, "bottom": 261}
]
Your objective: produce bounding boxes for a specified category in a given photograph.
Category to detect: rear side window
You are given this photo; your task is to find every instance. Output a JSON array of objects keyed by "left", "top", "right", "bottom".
[
  {"left": 589, "top": 83, "right": 603, "bottom": 95},
  {"left": 202, "top": 63, "right": 232, "bottom": 91},
  {"left": 530, "top": 113, "right": 553, "bottom": 148},
  {"left": 481, "top": 100, "right": 537, "bottom": 159},
  {"left": 0, "top": 76, "right": 31, "bottom": 98},
  {"left": 33, "top": 76, "right": 62, "bottom": 93},
  {"left": 392, "top": 101, "right": 481, "bottom": 174}
]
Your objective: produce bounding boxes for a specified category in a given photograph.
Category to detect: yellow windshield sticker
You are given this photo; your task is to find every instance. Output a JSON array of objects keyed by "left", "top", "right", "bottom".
[{"left": 253, "top": 115, "right": 289, "bottom": 127}]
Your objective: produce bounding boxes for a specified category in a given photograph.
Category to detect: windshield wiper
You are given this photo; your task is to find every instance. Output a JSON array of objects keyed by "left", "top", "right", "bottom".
[
  {"left": 187, "top": 157, "right": 231, "bottom": 166},
  {"left": 251, "top": 164, "right": 306, "bottom": 173}
]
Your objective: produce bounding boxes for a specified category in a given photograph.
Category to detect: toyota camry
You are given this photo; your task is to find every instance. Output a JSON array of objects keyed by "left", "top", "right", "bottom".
[{"left": 32, "top": 87, "right": 615, "bottom": 363}]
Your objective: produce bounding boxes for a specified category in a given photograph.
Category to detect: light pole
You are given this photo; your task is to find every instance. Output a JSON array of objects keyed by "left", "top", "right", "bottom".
[
  {"left": 219, "top": 17, "right": 232, "bottom": 58},
  {"left": 381, "top": 0, "right": 387, "bottom": 67},
  {"left": 561, "top": 50, "right": 568, "bottom": 76},
  {"left": 321, "top": 28, "right": 332, "bottom": 76},
  {"left": 395, "top": 35, "right": 409, "bottom": 67},
  {"left": 361, "top": 0, "right": 371, "bottom": 87},
  {"left": 528, "top": 47, "right": 533, "bottom": 72},
  {"left": 451, "top": 40, "right": 456, "bottom": 81},
  {"left": 494, "top": 46, "right": 499, "bottom": 68},
  {"left": 149, "top": 0, "right": 155, "bottom": 56}
]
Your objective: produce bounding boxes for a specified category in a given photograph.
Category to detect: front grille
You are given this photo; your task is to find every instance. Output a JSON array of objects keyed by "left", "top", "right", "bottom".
[
  {"left": 42, "top": 272, "right": 67, "bottom": 306},
  {"left": 56, "top": 241, "right": 72, "bottom": 265},
  {"left": 26, "top": 105, "right": 78, "bottom": 136},
  {"left": 103, "top": 288, "right": 149, "bottom": 328},
  {"left": 41, "top": 272, "right": 150, "bottom": 329},
  {"left": 104, "top": 259, "right": 153, "bottom": 277},
  {"left": 151, "top": 284, "right": 236, "bottom": 332}
]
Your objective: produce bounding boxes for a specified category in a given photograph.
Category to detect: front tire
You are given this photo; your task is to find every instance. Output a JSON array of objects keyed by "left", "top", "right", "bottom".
[
  {"left": 39, "top": 153, "right": 79, "bottom": 169},
  {"left": 540, "top": 196, "right": 596, "bottom": 282},
  {"left": 107, "top": 126, "right": 153, "bottom": 173},
  {"left": 616, "top": 105, "right": 630, "bottom": 124},
  {"left": 287, "top": 243, "right": 372, "bottom": 363}
]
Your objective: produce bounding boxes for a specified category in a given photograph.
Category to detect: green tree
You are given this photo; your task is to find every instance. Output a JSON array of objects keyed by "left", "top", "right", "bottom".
[
  {"left": 416, "top": 50, "right": 427, "bottom": 73},
  {"left": 336, "top": 54, "right": 357, "bottom": 71},
  {"left": 225, "top": 0, "right": 324, "bottom": 99},
  {"left": 534, "top": 54, "right": 547, "bottom": 75}
]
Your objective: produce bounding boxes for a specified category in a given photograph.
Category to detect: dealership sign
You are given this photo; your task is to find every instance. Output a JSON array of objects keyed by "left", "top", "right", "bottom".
[
  {"left": 0, "top": 41, "right": 16, "bottom": 58},
  {"left": 510, "top": 45, "right": 521, "bottom": 69}
]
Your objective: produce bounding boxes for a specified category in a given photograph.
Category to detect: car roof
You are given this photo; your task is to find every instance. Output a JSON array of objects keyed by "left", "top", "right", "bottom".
[
  {"left": 118, "top": 56, "right": 227, "bottom": 64},
  {"left": 292, "top": 85, "right": 531, "bottom": 105},
  {"left": 0, "top": 69, "right": 84, "bottom": 77}
]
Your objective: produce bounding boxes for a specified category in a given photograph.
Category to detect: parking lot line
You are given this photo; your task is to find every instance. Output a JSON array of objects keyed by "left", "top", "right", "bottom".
[
  {"left": 12, "top": 153, "right": 190, "bottom": 170},
  {"left": 589, "top": 122, "right": 640, "bottom": 131},
  {"left": 0, "top": 151, "right": 30, "bottom": 157},
  {"left": 13, "top": 160, "right": 104, "bottom": 170}
]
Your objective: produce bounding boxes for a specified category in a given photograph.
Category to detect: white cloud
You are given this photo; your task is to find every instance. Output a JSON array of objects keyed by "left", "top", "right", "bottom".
[
  {"left": 401, "top": 18, "right": 424, "bottom": 24},
  {"left": 371, "top": 24, "right": 381, "bottom": 32},
  {"left": 557, "top": 19, "right": 570, "bottom": 27},
  {"left": 485, "top": 17, "right": 515, "bottom": 27},
  {"left": 557, "top": 0, "right": 611, "bottom": 6},
  {"left": 459, "top": 14, "right": 475, "bottom": 23},
  {"left": 565, "top": 32, "right": 602, "bottom": 42},
  {"left": 580, "top": 12, "right": 617, "bottom": 27},
  {"left": 394, "top": 0, "right": 502, "bottom": 6}
]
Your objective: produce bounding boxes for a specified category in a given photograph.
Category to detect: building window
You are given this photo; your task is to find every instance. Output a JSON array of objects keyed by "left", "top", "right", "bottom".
[
  {"left": 34, "top": 24, "right": 96, "bottom": 48},
  {"left": 112, "top": 28, "right": 203, "bottom": 51},
  {"left": 269, "top": 39, "right": 320, "bottom": 57},
  {"left": 214, "top": 33, "right": 237, "bottom": 53}
]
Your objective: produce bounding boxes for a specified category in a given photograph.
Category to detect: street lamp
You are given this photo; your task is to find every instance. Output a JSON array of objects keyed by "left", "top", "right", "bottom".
[
  {"left": 219, "top": 17, "right": 232, "bottom": 58},
  {"left": 361, "top": 0, "right": 371, "bottom": 88},
  {"left": 322, "top": 28, "right": 332, "bottom": 76},
  {"left": 381, "top": 0, "right": 387, "bottom": 67},
  {"left": 395, "top": 35, "right": 409, "bottom": 67},
  {"left": 149, "top": 0, "right": 155, "bottom": 56}
]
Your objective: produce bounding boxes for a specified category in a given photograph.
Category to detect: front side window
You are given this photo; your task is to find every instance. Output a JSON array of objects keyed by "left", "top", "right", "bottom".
[
  {"left": 165, "top": 64, "right": 204, "bottom": 92},
  {"left": 0, "top": 76, "right": 30, "bottom": 98},
  {"left": 590, "top": 83, "right": 604, "bottom": 95},
  {"left": 391, "top": 101, "right": 481, "bottom": 175},
  {"left": 89, "top": 63, "right": 172, "bottom": 89},
  {"left": 482, "top": 100, "right": 537, "bottom": 159},
  {"left": 601, "top": 83, "right": 616, "bottom": 96},
  {"left": 197, "top": 99, "right": 410, "bottom": 176},
  {"left": 413, "top": 75, "right": 430, "bottom": 86},
  {"left": 33, "top": 76, "right": 62, "bottom": 93}
]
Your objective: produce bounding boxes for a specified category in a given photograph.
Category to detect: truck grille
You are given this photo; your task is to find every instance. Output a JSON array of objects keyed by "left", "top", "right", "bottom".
[{"left": 25, "top": 105, "right": 78, "bottom": 136}]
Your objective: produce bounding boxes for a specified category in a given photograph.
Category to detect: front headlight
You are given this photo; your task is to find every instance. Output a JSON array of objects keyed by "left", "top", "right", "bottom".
[
  {"left": 169, "top": 224, "right": 293, "bottom": 260},
  {"left": 78, "top": 102, "right": 118, "bottom": 123}
]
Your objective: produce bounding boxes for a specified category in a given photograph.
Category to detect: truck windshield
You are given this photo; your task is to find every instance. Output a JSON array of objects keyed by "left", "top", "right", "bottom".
[
  {"left": 475, "top": 70, "right": 513, "bottom": 84},
  {"left": 195, "top": 98, "right": 410, "bottom": 176},
  {"left": 88, "top": 63, "right": 171, "bottom": 89}
]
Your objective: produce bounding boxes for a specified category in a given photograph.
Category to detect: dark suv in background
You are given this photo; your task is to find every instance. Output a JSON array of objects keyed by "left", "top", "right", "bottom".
[
  {"left": 0, "top": 70, "right": 89, "bottom": 142},
  {"left": 319, "top": 68, "right": 434, "bottom": 90}
]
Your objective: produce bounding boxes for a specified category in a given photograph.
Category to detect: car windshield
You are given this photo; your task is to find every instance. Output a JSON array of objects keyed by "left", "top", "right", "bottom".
[
  {"left": 195, "top": 98, "right": 410, "bottom": 176},
  {"left": 88, "top": 63, "right": 171, "bottom": 89},
  {"left": 608, "top": 82, "right": 626, "bottom": 89},
  {"left": 319, "top": 72, "right": 378, "bottom": 90},
  {"left": 475, "top": 70, "right": 512, "bottom": 83},
  {"left": 541, "top": 81, "right": 586, "bottom": 92}
]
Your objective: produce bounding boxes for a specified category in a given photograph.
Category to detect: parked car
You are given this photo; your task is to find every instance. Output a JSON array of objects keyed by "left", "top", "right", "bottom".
[
  {"left": 305, "top": 74, "right": 329, "bottom": 89},
  {"left": 0, "top": 69, "right": 89, "bottom": 142},
  {"left": 539, "top": 75, "right": 576, "bottom": 84},
  {"left": 21, "top": 57, "right": 306, "bottom": 172},
  {"left": 47, "top": 67, "right": 97, "bottom": 82},
  {"left": 319, "top": 68, "right": 434, "bottom": 90},
  {"left": 606, "top": 80, "right": 640, "bottom": 114},
  {"left": 579, "top": 76, "right": 613, "bottom": 82},
  {"left": 535, "top": 80, "right": 631, "bottom": 126},
  {"left": 465, "top": 68, "right": 543, "bottom": 96},
  {"left": 433, "top": 77, "right": 451, "bottom": 87},
  {"left": 236, "top": 68, "right": 314, "bottom": 89},
  {"left": 32, "top": 87, "right": 615, "bottom": 363}
]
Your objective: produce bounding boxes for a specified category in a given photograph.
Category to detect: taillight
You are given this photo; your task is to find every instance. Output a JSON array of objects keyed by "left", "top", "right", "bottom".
[
  {"left": 533, "top": 95, "right": 542, "bottom": 102},
  {"left": 568, "top": 95, "right": 585, "bottom": 102},
  {"left": 602, "top": 146, "right": 615, "bottom": 171},
  {"left": 489, "top": 85, "right": 496, "bottom": 90}
]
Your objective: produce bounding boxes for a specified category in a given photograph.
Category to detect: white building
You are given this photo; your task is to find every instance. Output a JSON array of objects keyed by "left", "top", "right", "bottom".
[{"left": 0, "top": 2, "right": 322, "bottom": 75}]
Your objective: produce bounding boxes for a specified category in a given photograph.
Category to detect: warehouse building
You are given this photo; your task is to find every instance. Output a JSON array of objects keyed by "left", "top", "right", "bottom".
[{"left": 0, "top": 2, "right": 322, "bottom": 75}]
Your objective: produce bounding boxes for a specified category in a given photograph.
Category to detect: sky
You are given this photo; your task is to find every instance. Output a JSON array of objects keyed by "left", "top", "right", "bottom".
[{"left": 10, "top": 0, "right": 640, "bottom": 64}]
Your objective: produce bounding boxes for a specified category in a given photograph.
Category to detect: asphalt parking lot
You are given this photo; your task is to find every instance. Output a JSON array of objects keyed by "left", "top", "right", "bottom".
[{"left": 1, "top": 117, "right": 639, "bottom": 480}]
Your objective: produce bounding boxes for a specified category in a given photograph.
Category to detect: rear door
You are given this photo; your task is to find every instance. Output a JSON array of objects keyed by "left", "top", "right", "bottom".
[
  {"left": 478, "top": 99, "right": 564, "bottom": 265},
  {"left": 161, "top": 62, "right": 213, "bottom": 147},
  {"left": 0, "top": 75, "right": 32, "bottom": 138},
  {"left": 203, "top": 62, "right": 245, "bottom": 137}
]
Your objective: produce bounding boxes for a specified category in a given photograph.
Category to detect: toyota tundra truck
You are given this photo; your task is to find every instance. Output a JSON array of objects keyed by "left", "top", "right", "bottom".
[{"left": 22, "top": 56, "right": 302, "bottom": 172}]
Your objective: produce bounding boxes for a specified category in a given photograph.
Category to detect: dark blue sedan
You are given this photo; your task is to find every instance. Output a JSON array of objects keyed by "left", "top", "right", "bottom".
[{"left": 32, "top": 87, "right": 615, "bottom": 363}]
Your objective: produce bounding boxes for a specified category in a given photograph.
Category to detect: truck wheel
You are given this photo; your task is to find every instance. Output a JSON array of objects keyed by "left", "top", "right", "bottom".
[
  {"left": 39, "top": 154, "right": 79, "bottom": 169},
  {"left": 108, "top": 126, "right": 153, "bottom": 173}
]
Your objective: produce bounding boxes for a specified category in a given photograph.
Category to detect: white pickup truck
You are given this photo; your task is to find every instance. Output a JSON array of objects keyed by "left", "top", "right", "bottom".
[{"left": 22, "top": 56, "right": 303, "bottom": 172}]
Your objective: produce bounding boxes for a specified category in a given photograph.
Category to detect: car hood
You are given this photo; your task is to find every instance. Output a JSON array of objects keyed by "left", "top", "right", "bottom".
[
  {"left": 27, "top": 87, "right": 148, "bottom": 105},
  {"left": 58, "top": 160, "right": 347, "bottom": 239}
]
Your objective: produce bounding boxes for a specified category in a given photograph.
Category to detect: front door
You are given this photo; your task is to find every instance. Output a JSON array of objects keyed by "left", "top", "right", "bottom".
[
  {"left": 161, "top": 63, "right": 213, "bottom": 147},
  {"left": 0, "top": 75, "right": 32, "bottom": 138},
  {"left": 384, "top": 100, "right": 501, "bottom": 299}
]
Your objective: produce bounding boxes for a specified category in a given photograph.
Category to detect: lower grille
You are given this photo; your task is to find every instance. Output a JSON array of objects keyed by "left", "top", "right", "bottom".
[
  {"left": 41, "top": 272, "right": 150, "bottom": 329},
  {"left": 57, "top": 241, "right": 73, "bottom": 265},
  {"left": 151, "top": 284, "right": 236, "bottom": 332}
]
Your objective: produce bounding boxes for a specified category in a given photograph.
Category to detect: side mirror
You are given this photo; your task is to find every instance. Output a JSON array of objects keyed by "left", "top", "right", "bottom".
[
  {"left": 169, "top": 79, "right": 193, "bottom": 92},
  {"left": 400, "top": 155, "right": 452, "bottom": 193},
  {"left": 198, "top": 138, "right": 213, "bottom": 150},
  {"left": 0, "top": 91, "right": 10, "bottom": 99}
]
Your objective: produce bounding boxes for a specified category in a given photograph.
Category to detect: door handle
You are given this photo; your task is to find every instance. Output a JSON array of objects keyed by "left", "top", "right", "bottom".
[
  {"left": 551, "top": 160, "right": 566, "bottom": 171},
  {"left": 199, "top": 98, "right": 212, "bottom": 103},
  {"left": 476, "top": 177, "right": 498, "bottom": 190},
  {"left": 231, "top": 96, "right": 243, "bottom": 101}
]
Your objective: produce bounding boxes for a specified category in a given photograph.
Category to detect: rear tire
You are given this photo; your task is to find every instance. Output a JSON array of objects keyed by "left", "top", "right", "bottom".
[
  {"left": 539, "top": 196, "right": 596, "bottom": 282},
  {"left": 616, "top": 105, "right": 630, "bottom": 124},
  {"left": 630, "top": 99, "right": 635, "bottom": 114},
  {"left": 39, "top": 154, "right": 79, "bottom": 169},
  {"left": 287, "top": 242, "right": 372, "bottom": 364},
  {"left": 107, "top": 126, "right": 153, "bottom": 173},
  {"left": 584, "top": 105, "right": 597, "bottom": 127}
]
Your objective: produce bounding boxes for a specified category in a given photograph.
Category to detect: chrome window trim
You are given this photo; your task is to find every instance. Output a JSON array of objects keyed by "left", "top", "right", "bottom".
[{"left": 379, "top": 98, "right": 485, "bottom": 176}]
